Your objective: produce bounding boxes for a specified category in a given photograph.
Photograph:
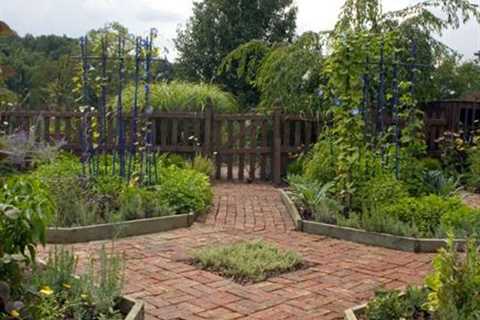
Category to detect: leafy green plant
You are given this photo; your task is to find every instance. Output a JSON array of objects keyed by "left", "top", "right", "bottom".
[
  {"left": 380, "top": 195, "right": 464, "bottom": 237},
  {"left": 425, "top": 237, "right": 480, "bottom": 320},
  {"left": 157, "top": 166, "right": 213, "bottom": 214},
  {"left": 440, "top": 206, "right": 480, "bottom": 238},
  {"left": 365, "top": 287, "right": 429, "bottom": 320},
  {"left": 355, "top": 174, "right": 409, "bottom": 210},
  {"left": 287, "top": 175, "right": 342, "bottom": 224},
  {"left": 192, "top": 240, "right": 303, "bottom": 283},
  {"left": 466, "top": 147, "right": 480, "bottom": 191},
  {"left": 118, "top": 186, "right": 171, "bottom": 221},
  {"left": 421, "top": 170, "right": 460, "bottom": 197},
  {"left": 190, "top": 154, "right": 215, "bottom": 178}
]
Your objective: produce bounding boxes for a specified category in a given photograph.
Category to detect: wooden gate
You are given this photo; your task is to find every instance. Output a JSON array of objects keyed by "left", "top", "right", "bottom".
[{"left": 0, "top": 109, "right": 321, "bottom": 184}]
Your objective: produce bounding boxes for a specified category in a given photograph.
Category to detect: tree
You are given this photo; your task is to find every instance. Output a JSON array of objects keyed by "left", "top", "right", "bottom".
[{"left": 175, "top": 0, "right": 297, "bottom": 83}]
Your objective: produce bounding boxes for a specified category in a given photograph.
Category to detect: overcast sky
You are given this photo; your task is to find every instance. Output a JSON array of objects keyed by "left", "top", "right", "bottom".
[{"left": 1, "top": 0, "right": 480, "bottom": 60}]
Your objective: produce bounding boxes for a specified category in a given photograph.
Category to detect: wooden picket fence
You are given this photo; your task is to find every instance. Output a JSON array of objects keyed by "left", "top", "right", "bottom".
[{"left": 0, "top": 109, "right": 322, "bottom": 184}]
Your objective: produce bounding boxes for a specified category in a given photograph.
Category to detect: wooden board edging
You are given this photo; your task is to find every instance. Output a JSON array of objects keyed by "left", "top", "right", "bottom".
[
  {"left": 281, "top": 191, "right": 467, "bottom": 253},
  {"left": 47, "top": 213, "right": 195, "bottom": 244}
]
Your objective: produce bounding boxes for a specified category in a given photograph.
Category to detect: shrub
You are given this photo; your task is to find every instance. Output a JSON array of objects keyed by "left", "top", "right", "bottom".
[
  {"left": 157, "top": 166, "right": 213, "bottom": 214},
  {"left": 425, "top": 238, "right": 480, "bottom": 319},
  {"left": 121, "top": 81, "right": 239, "bottom": 113},
  {"left": 287, "top": 175, "right": 341, "bottom": 223},
  {"left": 192, "top": 240, "right": 303, "bottom": 283},
  {"left": 421, "top": 170, "right": 460, "bottom": 197},
  {"left": 380, "top": 195, "right": 465, "bottom": 237},
  {"left": 303, "top": 138, "right": 337, "bottom": 185},
  {"left": 466, "top": 147, "right": 480, "bottom": 191},
  {"left": 0, "top": 177, "right": 54, "bottom": 286},
  {"left": 440, "top": 206, "right": 480, "bottom": 237},
  {"left": 159, "top": 153, "right": 187, "bottom": 169},
  {"left": 190, "top": 154, "right": 215, "bottom": 178},
  {"left": 118, "top": 186, "right": 171, "bottom": 221},
  {"left": 355, "top": 174, "right": 409, "bottom": 210},
  {"left": 365, "top": 287, "right": 429, "bottom": 320}
]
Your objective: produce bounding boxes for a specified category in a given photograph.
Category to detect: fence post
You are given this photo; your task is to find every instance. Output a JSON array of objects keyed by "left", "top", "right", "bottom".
[
  {"left": 203, "top": 102, "right": 214, "bottom": 157},
  {"left": 272, "top": 107, "right": 282, "bottom": 186}
]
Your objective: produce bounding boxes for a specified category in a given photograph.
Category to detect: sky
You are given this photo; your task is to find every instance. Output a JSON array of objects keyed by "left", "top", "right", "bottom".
[{"left": 1, "top": 0, "right": 480, "bottom": 60}]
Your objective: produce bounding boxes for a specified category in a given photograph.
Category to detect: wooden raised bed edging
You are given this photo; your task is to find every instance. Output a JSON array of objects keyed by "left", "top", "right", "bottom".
[
  {"left": 47, "top": 212, "right": 197, "bottom": 244},
  {"left": 279, "top": 189, "right": 466, "bottom": 253},
  {"left": 344, "top": 304, "right": 366, "bottom": 320}
]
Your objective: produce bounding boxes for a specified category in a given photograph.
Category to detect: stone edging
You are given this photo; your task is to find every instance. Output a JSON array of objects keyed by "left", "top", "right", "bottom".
[
  {"left": 47, "top": 213, "right": 196, "bottom": 244},
  {"left": 279, "top": 189, "right": 465, "bottom": 253}
]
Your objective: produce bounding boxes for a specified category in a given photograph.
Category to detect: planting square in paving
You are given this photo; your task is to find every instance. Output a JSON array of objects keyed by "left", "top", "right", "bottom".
[{"left": 191, "top": 240, "right": 304, "bottom": 283}]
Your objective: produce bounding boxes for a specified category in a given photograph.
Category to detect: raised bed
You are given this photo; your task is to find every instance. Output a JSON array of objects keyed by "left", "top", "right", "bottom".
[
  {"left": 280, "top": 190, "right": 466, "bottom": 253},
  {"left": 344, "top": 304, "right": 366, "bottom": 320},
  {"left": 118, "top": 296, "right": 145, "bottom": 320},
  {"left": 47, "top": 212, "right": 196, "bottom": 244}
]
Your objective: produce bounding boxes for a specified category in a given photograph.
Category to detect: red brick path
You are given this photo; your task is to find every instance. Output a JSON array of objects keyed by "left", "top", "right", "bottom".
[{"left": 47, "top": 183, "right": 434, "bottom": 320}]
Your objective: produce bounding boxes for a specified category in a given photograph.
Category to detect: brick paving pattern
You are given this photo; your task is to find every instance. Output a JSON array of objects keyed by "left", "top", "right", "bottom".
[{"left": 45, "top": 182, "right": 434, "bottom": 320}]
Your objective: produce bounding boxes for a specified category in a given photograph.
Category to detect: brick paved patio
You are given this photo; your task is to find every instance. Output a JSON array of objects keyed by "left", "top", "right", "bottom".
[{"left": 46, "top": 182, "right": 435, "bottom": 320}]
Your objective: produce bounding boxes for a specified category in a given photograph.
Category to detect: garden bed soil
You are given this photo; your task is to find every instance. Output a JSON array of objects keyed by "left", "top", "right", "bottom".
[
  {"left": 47, "top": 213, "right": 196, "bottom": 244},
  {"left": 280, "top": 189, "right": 467, "bottom": 253}
]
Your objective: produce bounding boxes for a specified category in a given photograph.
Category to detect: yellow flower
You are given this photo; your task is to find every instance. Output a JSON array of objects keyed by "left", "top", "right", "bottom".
[
  {"left": 62, "top": 283, "right": 71, "bottom": 289},
  {"left": 9, "top": 310, "right": 20, "bottom": 318},
  {"left": 80, "top": 294, "right": 88, "bottom": 300},
  {"left": 39, "top": 286, "right": 54, "bottom": 296}
]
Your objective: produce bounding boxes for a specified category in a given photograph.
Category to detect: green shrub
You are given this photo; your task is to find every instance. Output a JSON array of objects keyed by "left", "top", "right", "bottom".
[
  {"left": 287, "top": 175, "right": 342, "bottom": 224},
  {"left": 355, "top": 174, "right": 409, "bottom": 210},
  {"left": 190, "top": 154, "right": 215, "bottom": 178},
  {"left": 303, "top": 138, "right": 337, "bottom": 185},
  {"left": 380, "top": 195, "right": 464, "bottom": 237},
  {"left": 466, "top": 147, "right": 480, "bottom": 191},
  {"left": 425, "top": 238, "right": 480, "bottom": 319},
  {"left": 0, "top": 177, "right": 54, "bottom": 286},
  {"left": 118, "top": 186, "right": 171, "bottom": 220},
  {"left": 121, "top": 81, "right": 239, "bottom": 113},
  {"left": 159, "top": 153, "right": 187, "bottom": 169},
  {"left": 421, "top": 170, "right": 460, "bottom": 197},
  {"left": 365, "top": 287, "right": 429, "bottom": 320},
  {"left": 192, "top": 240, "right": 303, "bottom": 283},
  {"left": 440, "top": 206, "right": 480, "bottom": 237},
  {"left": 157, "top": 166, "right": 212, "bottom": 214}
]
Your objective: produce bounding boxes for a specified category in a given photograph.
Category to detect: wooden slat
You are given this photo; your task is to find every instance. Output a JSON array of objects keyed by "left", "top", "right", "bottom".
[
  {"left": 215, "top": 119, "right": 222, "bottom": 180},
  {"left": 54, "top": 116, "right": 62, "bottom": 140},
  {"left": 305, "top": 121, "right": 312, "bottom": 148},
  {"left": 238, "top": 120, "right": 246, "bottom": 181},
  {"left": 227, "top": 120, "right": 234, "bottom": 180},
  {"left": 160, "top": 118, "right": 167, "bottom": 147},
  {"left": 260, "top": 120, "right": 268, "bottom": 180},
  {"left": 294, "top": 121, "right": 302, "bottom": 147},
  {"left": 65, "top": 117, "right": 72, "bottom": 143},
  {"left": 171, "top": 119, "right": 178, "bottom": 146},
  {"left": 249, "top": 120, "right": 257, "bottom": 181}
]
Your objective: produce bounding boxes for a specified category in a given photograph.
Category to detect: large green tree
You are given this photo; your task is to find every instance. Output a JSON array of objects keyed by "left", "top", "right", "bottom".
[{"left": 175, "top": 0, "right": 297, "bottom": 83}]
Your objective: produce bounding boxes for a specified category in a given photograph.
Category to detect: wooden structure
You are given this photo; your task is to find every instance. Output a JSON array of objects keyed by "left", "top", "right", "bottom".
[
  {"left": 0, "top": 109, "right": 321, "bottom": 184},
  {"left": 2, "top": 100, "right": 478, "bottom": 183}
]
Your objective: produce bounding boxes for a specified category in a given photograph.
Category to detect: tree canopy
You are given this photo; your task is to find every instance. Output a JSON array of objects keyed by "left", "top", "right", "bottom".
[{"left": 175, "top": 0, "right": 297, "bottom": 83}]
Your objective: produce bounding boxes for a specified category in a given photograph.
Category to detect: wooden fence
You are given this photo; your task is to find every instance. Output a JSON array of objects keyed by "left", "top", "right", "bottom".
[
  {"left": 1, "top": 101, "right": 477, "bottom": 183},
  {"left": 424, "top": 101, "right": 480, "bottom": 151},
  {"left": 0, "top": 109, "right": 322, "bottom": 184}
]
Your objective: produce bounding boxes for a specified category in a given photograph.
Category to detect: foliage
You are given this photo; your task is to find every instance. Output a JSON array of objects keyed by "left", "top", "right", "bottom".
[
  {"left": 255, "top": 32, "right": 326, "bottom": 113},
  {"left": 218, "top": 41, "right": 271, "bottom": 109},
  {"left": 440, "top": 206, "right": 480, "bottom": 238},
  {"left": 380, "top": 195, "right": 465, "bottom": 237},
  {"left": 24, "top": 246, "right": 124, "bottom": 320},
  {"left": 121, "top": 81, "right": 239, "bottom": 113},
  {"left": 30, "top": 154, "right": 213, "bottom": 227},
  {"left": 425, "top": 238, "right": 480, "bottom": 320},
  {"left": 192, "top": 240, "right": 303, "bottom": 283},
  {"left": 421, "top": 170, "right": 460, "bottom": 197},
  {"left": 355, "top": 174, "right": 409, "bottom": 210},
  {"left": 156, "top": 165, "right": 213, "bottom": 214},
  {"left": 365, "top": 287, "right": 429, "bottom": 320},
  {"left": 175, "top": 0, "right": 297, "bottom": 82},
  {"left": 190, "top": 154, "right": 215, "bottom": 178},
  {"left": 466, "top": 147, "right": 480, "bottom": 191},
  {"left": 287, "top": 175, "right": 342, "bottom": 224},
  {"left": 303, "top": 137, "right": 338, "bottom": 186},
  {"left": 0, "top": 177, "right": 54, "bottom": 286},
  {"left": 0, "top": 130, "right": 64, "bottom": 170}
]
